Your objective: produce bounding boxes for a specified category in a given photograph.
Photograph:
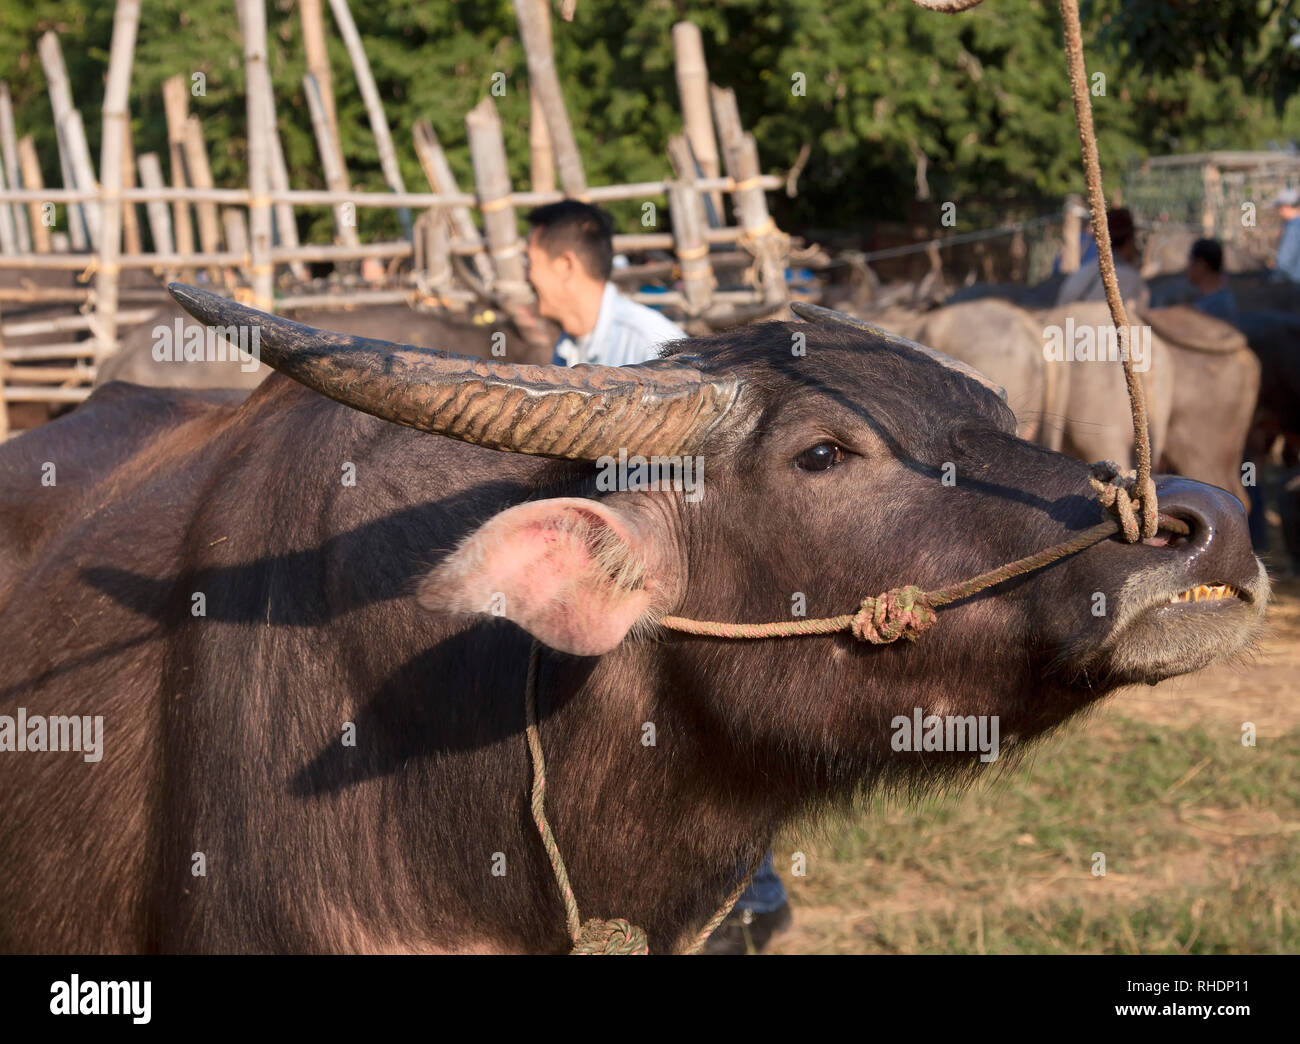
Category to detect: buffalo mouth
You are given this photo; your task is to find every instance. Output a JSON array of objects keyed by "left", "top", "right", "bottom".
[{"left": 1080, "top": 479, "right": 1269, "bottom": 684}]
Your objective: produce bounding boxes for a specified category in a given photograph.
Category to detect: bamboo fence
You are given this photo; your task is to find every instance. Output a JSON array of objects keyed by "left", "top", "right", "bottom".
[{"left": 0, "top": 2, "right": 794, "bottom": 437}]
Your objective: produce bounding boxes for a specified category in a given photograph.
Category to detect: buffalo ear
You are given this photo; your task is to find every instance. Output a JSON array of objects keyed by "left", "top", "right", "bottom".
[{"left": 416, "top": 497, "right": 674, "bottom": 656}]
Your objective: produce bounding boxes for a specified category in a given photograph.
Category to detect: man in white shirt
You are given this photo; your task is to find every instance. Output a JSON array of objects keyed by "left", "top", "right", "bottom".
[{"left": 525, "top": 201, "right": 685, "bottom": 367}]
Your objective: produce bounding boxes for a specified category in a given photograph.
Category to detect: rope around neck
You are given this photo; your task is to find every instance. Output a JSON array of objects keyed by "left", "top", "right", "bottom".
[{"left": 524, "top": 640, "right": 755, "bottom": 954}]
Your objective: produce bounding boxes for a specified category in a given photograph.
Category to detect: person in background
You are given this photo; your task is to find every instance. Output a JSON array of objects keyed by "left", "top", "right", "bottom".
[
  {"left": 524, "top": 199, "right": 793, "bottom": 953},
  {"left": 524, "top": 200, "right": 684, "bottom": 366},
  {"left": 1187, "top": 238, "right": 1237, "bottom": 324},
  {"left": 1055, "top": 207, "right": 1148, "bottom": 307},
  {"left": 1269, "top": 188, "right": 1300, "bottom": 283}
]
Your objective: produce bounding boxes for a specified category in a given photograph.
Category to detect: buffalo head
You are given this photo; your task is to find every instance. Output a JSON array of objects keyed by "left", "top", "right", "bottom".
[{"left": 170, "top": 284, "right": 1268, "bottom": 785}]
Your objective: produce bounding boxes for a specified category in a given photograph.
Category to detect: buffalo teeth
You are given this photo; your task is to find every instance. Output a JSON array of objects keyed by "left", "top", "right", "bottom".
[{"left": 1168, "top": 584, "right": 1237, "bottom": 604}]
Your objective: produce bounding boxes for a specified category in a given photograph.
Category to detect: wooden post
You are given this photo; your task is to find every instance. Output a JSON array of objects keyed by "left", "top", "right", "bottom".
[
  {"left": 95, "top": 0, "right": 141, "bottom": 366},
  {"left": 136, "top": 152, "right": 174, "bottom": 255},
  {"left": 0, "top": 164, "right": 16, "bottom": 254},
  {"left": 327, "top": 0, "right": 412, "bottom": 237},
  {"left": 53, "top": 121, "right": 86, "bottom": 250},
  {"left": 466, "top": 97, "right": 530, "bottom": 304},
  {"left": 182, "top": 114, "right": 223, "bottom": 274},
  {"left": 0, "top": 85, "right": 31, "bottom": 252},
  {"left": 413, "top": 118, "right": 494, "bottom": 286},
  {"left": 61, "top": 109, "right": 102, "bottom": 248},
  {"left": 710, "top": 85, "right": 743, "bottom": 175},
  {"left": 120, "top": 108, "right": 142, "bottom": 255},
  {"left": 304, "top": 73, "right": 360, "bottom": 248},
  {"left": 259, "top": 77, "right": 307, "bottom": 281},
  {"left": 512, "top": 0, "right": 586, "bottom": 198},
  {"left": 300, "top": 0, "right": 344, "bottom": 173},
  {"left": 243, "top": 0, "right": 275, "bottom": 311},
  {"left": 222, "top": 206, "right": 249, "bottom": 284},
  {"left": 162, "top": 75, "right": 195, "bottom": 274},
  {"left": 1062, "top": 193, "right": 1083, "bottom": 273},
  {"left": 527, "top": 0, "right": 556, "bottom": 194},
  {"left": 38, "top": 31, "right": 97, "bottom": 249},
  {"left": 17, "top": 137, "right": 52, "bottom": 254},
  {"left": 668, "top": 180, "right": 712, "bottom": 315},
  {"left": 672, "top": 22, "right": 723, "bottom": 222},
  {"left": 725, "top": 132, "right": 786, "bottom": 303}
]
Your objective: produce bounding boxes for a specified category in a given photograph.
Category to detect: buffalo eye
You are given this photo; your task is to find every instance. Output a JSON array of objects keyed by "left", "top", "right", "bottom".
[{"left": 795, "top": 442, "right": 845, "bottom": 471}]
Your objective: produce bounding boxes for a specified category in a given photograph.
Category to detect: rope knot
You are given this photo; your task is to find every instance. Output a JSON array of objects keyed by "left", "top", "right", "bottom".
[
  {"left": 852, "top": 585, "right": 937, "bottom": 644},
  {"left": 1089, "top": 461, "right": 1157, "bottom": 542},
  {"left": 570, "top": 918, "right": 650, "bottom": 955}
]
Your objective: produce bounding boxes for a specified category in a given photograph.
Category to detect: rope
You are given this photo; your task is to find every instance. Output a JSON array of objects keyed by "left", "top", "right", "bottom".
[
  {"left": 660, "top": 509, "right": 1189, "bottom": 643},
  {"left": 1057, "top": 0, "right": 1157, "bottom": 541},
  {"left": 524, "top": 641, "right": 747, "bottom": 954}
]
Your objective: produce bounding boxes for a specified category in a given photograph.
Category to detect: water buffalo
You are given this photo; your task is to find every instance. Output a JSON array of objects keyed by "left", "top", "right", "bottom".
[
  {"left": 0, "top": 285, "right": 1267, "bottom": 954},
  {"left": 890, "top": 300, "right": 1257, "bottom": 509}
]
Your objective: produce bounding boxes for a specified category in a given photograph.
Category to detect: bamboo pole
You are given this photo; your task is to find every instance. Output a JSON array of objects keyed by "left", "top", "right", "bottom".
[
  {"left": 53, "top": 121, "right": 86, "bottom": 250},
  {"left": 16, "top": 137, "right": 51, "bottom": 254},
  {"left": 412, "top": 119, "right": 494, "bottom": 286},
  {"left": 300, "top": 0, "right": 344, "bottom": 173},
  {"left": 672, "top": 22, "right": 723, "bottom": 222},
  {"left": 94, "top": 0, "right": 140, "bottom": 365},
  {"left": 120, "top": 107, "right": 142, "bottom": 255},
  {"left": 326, "top": 0, "right": 412, "bottom": 237},
  {"left": 136, "top": 152, "right": 174, "bottom": 255},
  {"left": 0, "top": 175, "right": 782, "bottom": 209},
  {"left": 162, "top": 75, "right": 195, "bottom": 276},
  {"left": 38, "top": 31, "right": 97, "bottom": 248},
  {"left": 182, "top": 114, "right": 222, "bottom": 260},
  {"left": 61, "top": 109, "right": 102, "bottom": 248},
  {"left": 466, "top": 97, "right": 530, "bottom": 304},
  {"left": 0, "top": 164, "right": 16, "bottom": 254},
  {"left": 527, "top": 0, "right": 556, "bottom": 194},
  {"left": 725, "top": 132, "right": 786, "bottom": 303},
  {"left": 243, "top": 0, "right": 275, "bottom": 311},
  {"left": 710, "top": 84, "right": 743, "bottom": 178},
  {"left": 1062, "top": 193, "right": 1083, "bottom": 273},
  {"left": 668, "top": 180, "right": 712, "bottom": 314},
  {"left": 512, "top": 0, "right": 586, "bottom": 198},
  {"left": 259, "top": 74, "right": 307, "bottom": 281},
  {"left": 0, "top": 85, "right": 30, "bottom": 252},
  {"left": 303, "top": 73, "right": 360, "bottom": 248},
  {"left": 3, "top": 386, "right": 92, "bottom": 404},
  {"left": 2, "top": 308, "right": 156, "bottom": 338}
]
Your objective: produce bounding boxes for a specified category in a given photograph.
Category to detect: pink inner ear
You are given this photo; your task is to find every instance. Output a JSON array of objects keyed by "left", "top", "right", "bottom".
[{"left": 417, "top": 498, "right": 659, "bottom": 656}]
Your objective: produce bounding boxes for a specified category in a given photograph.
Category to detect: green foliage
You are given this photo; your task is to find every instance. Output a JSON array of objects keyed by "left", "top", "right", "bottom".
[{"left": 0, "top": 0, "right": 1296, "bottom": 242}]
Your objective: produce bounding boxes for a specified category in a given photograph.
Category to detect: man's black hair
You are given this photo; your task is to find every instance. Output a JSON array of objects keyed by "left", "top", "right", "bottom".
[
  {"left": 1190, "top": 238, "right": 1224, "bottom": 273},
  {"left": 526, "top": 200, "right": 614, "bottom": 281}
]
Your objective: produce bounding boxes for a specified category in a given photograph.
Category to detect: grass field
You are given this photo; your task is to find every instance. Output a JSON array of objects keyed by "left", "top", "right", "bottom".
[{"left": 768, "top": 581, "right": 1300, "bottom": 955}]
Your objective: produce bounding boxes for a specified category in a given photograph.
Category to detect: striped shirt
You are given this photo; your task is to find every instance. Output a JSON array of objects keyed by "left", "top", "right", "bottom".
[{"left": 552, "top": 282, "right": 686, "bottom": 367}]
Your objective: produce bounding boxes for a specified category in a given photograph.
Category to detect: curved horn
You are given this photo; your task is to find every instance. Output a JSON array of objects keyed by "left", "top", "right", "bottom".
[
  {"left": 168, "top": 284, "right": 739, "bottom": 459},
  {"left": 790, "top": 301, "right": 1008, "bottom": 402}
]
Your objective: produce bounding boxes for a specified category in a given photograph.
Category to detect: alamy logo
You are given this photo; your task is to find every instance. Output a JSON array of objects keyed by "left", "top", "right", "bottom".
[
  {"left": 50, "top": 975, "right": 150, "bottom": 1024},
  {"left": 595, "top": 448, "right": 705, "bottom": 503},
  {"left": 891, "top": 707, "right": 1000, "bottom": 763},
  {"left": 1042, "top": 318, "right": 1152, "bottom": 372},
  {"left": 151, "top": 318, "right": 261, "bottom": 372},
  {"left": 0, "top": 708, "right": 103, "bottom": 762}
]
